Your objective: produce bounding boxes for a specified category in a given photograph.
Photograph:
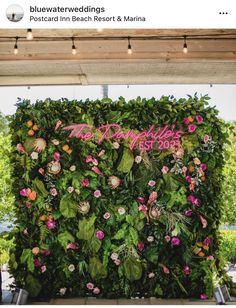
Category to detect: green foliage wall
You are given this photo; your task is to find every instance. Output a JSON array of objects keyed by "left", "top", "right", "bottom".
[{"left": 9, "top": 96, "right": 228, "bottom": 299}]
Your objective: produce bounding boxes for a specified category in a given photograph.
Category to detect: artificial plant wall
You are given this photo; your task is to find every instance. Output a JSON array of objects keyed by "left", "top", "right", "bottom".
[{"left": 9, "top": 96, "right": 227, "bottom": 299}]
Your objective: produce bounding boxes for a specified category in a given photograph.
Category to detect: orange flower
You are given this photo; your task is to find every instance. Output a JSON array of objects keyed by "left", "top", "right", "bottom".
[
  {"left": 188, "top": 116, "right": 194, "bottom": 122},
  {"left": 67, "top": 149, "right": 73, "bottom": 155},
  {"left": 62, "top": 144, "right": 70, "bottom": 151},
  {"left": 28, "top": 191, "right": 37, "bottom": 201},
  {"left": 201, "top": 176, "right": 206, "bottom": 182},
  {"left": 198, "top": 251, "right": 205, "bottom": 257},
  {"left": 188, "top": 165, "right": 195, "bottom": 173},
  {"left": 203, "top": 245, "right": 209, "bottom": 251}
]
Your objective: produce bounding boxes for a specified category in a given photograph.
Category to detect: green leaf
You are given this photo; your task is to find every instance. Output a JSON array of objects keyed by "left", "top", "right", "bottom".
[
  {"left": 59, "top": 195, "right": 77, "bottom": 218},
  {"left": 163, "top": 173, "right": 179, "bottom": 191},
  {"left": 144, "top": 246, "right": 159, "bottom": 264},
  {"left": 20, "top": 249, "right": 34, "bottom": 273},
  {"left": 25, "top": 274, "right": 42, "bottom": 297},
  {"left": 123, "top": 257, "right": 142, "bottom": 281},
  {"left": 32, "top": 178, "right": 48, "bottom": 198},
  {"left": 88, "top": 256, "right": 107, "bottom": 279},
  {"left": 88, "top": 236, "right": 102, "bottom": 254},
  {"left": 58, "top": 231, "right": 75, "bottom": 250},
  {"left": 117, "top": 147, "right": 134, "bottom": 173},
  {"left": 76, "top": 214, "right": 96, "bottom": 240},
  {"left": 113, "top": 224, "right": 128, "bottom": 240},
  {"left": 129, "top": 227, "right": 139, "bottom": 245}
]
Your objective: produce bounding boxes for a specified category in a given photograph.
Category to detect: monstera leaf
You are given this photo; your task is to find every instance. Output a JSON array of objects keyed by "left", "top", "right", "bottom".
[
  {"left": 32, "top": 178, "right": 48, "bottom": 197},
  {"left": 58, "top": 231, "right": 75, "bottom": 250},
  {"left": 76, "top": 214, "right": 96, "bottom": 240},
  {"left": 88, "top": 256, "right": 107, "bottom": 279},
  {"left": 123, "top": 257, "right": 142, "bottom": 281},
  {"left": 59, "top": 195, "right": 77, "bottom": 218},
  {"left": 117, "top": 147, "right": 134, "bottom": 173},
  {"left": 20, "top": 249, "right": 34, "bottom": 273}
]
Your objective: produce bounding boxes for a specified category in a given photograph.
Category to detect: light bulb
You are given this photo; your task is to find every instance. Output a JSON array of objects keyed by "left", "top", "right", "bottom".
[
  {"left": 127, "top": 45, "right": 132, "bottom": 55},
  {"left": 183, "top": 43, "right": 188, "bottom": 54},
  {"left": 72, "top": 45, "right": 77, "bottom": 55},
  {"left": 26, "top": 29, "right": 33, "bottom": 40},
  {"left": 13, "top": 44, "right": 18, "bottom": 55}
]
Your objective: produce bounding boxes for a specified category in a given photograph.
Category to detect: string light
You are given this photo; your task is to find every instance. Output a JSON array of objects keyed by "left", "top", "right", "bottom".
[
  {"left": 71, "top": 37, "right": 77, "bottom": 55},
  {"left": 13, "top": 37, "right": 18, "bottom": 55},
  {"left": 183, "top": 35, "right": 188, "bottom": 54},
  {"left": 127, "top": 37, "right": 132, "bottom": 55},
  {"left": 26, "top": 29, "right": 33, "bottom": 40},
  {"left": 97, "top": 28, "right": 104, "bottom": 33}
]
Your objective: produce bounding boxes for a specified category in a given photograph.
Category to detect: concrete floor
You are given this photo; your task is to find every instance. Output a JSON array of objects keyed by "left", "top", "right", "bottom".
[{"left": 1, "top": 269, "right": 236, "bottom": 305}]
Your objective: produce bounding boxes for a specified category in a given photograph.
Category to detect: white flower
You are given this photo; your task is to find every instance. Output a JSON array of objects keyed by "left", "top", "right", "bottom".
[
  {"left": 147, "top": 236, "right": 154, "bottom": 242},
  {"left": 114, "top": 259, "right": 121, "bottom": 266},
  {"left": 52, "top": 139, "right": 60, "bottom": 145},
  {"left": 118, "top": 207, "right": 126, "bottom": 215},
  {"left": 93, "top": 287, "right": 100, "bottom": 295},
  {"left": 148, "top": 272, "right": 155, "bottom": 278},
  {"left": 68, "top": 264, "right": 75, "bottom": 272},
  {"left": 59, "top": 287, "right": 67, "bottom": 296},
  {"left": 67, "top": 186, "right": 74, "bottom": 193},
  {"left": 113, "top": 142, "right": 120, "bottom": 149},
  {"left": 135, "top": 156, "right": 142, "bottom": 164},
  {"left": 41, "top": 265, "right": 47, "bottom": 273},
  {"left": 193, "top": 158, "right": 201, "bottom": 165},
  {"left": 110, "top": 252, "right": 119, "bottom": 261},
  {"left": 69, "top": 165, "right": 76, "bottom": 171},
  {"left": 31, "top": 151, "right": 39, "bottom": 160}
]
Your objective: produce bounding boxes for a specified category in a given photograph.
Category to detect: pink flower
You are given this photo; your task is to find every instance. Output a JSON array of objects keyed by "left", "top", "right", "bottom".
[
  {"left": 20, "top": 188, "right": 27, "bottom": 197},
  {"left": 162, "top": 265, "right": 170, "bottom": 274},
  {"left": 137, "top": 196, "right": 145, "bottom": 203},
  {"left": 171, "top": 237, "right": 181, "bottom": 246},
  {"left": 200, "top": 163, "right": 207, "bottom": 171},
  {"left": 103, "top": 212, "right": 110, "bottom": 220},
  {"left": 32, "top": 247, "right": 40, "bottom": 255},
  {"left": 207, "top": 255, "right": 214, "bottom": 261},
  {"left": 96, "top": 230, "right": 105, "bottom": 240},
  {"left": 34, "top": 259, "right": 42, "bottom": 268},
  {"left": 41, "top": 265, "right": 47, "bottom": 273},
  {"left": 164, "top": 235, "right": 171, "bottom": 242},
  {"left": 54, "top": 120, "right": 62, "bottom": 131},
  {"left": 46, "top": 219, "right": 56, "bottom": 230},
  {"left": 188, "top": 124, "right": 198, "bottom": 133},
  {"left": 86, "top": 155, "right": 98, "bottom": 166},
  {"left": 200, "top": 294, "right": 208, "bottom": 300},
  {"left": 94, "top": 190, "right": 101, "bottom": 198},
  {"left": 16, "top": 143, "right": 26, "bottom": 153},
  {"left": 25, "top": 202, "right": 31, "bottom": 209},
  {"left": 67, "top": 242, "right": 79, "bottom": 250},
  {"left": 182, "top": 166, "right": 188, "bottom": 176},
  {"left": 203, "top": 237, "right": 212, "bottom": 246},
  {"left": 114, "top": 259, "right": 121, "bottom": 266},
  {"left": 91, "top": 166, "right": 103, "bottom": 175},
  {"left": 139, "top": 205, "right": 148, "bottom": 214},
  {"left": 185, "top": 176, "right": 192, "bottom": 183},
  {"left": 137, "top": 242, "right": 145, "bottom": 252},
  {"left": 67, "top": 186, "right": 74, "bottom": 193},
  {"left": 86, "top": 282, "right": 94, "bottom": 290},
  {"left": 43, "top": 249, "right": 50, "bottom": 256},
  {"left": 81, "top": 178, "right": 90, "bottom": 187},
  {"left": 53, "top": 152, "right": 61, "bottom": 161},
  {"left": 147, "top": 191, "right": 158, "bottom": 205},
  {"left": 148, "top": 180, "right": 156, "bottom": 187},
  {"left": 187, "top": 195, "right": 200, "bottom": 206},
  {"left": 38, "top": 168, "right": 45, "bottom": 176},
  {"left": 93, "top": 287, "right": 100, "bottom": 295},
  {"left": 196, "top": 115, "right": 204, "bottom": 123},
  {"left": 183, "top": 265, "right": 192, "bottom": 275},
  {"left": 50, "top": 188, "right": 58, "bottom": 197},
  {"left": 184, "top": 209, "right": 193, "bottom": 217},
  {"left": 161, "top": 166, "right": 169, "bottom": 174},
  {"left": 204, "top": 135, "right": 209, "bottom": 143},
  {"left": 199, "top": 215, "right": 208, "bottom": 228},
  {"left": 183, "top": 117, "right": 190, "bottom": 125}
]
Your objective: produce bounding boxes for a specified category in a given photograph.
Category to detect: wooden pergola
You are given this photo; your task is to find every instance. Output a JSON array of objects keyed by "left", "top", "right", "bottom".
[{"left": 0, "top": 29, "right": 236, "bottom": 85}]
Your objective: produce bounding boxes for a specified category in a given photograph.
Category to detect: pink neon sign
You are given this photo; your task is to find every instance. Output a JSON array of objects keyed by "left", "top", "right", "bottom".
[{"left": 63, "top": 124, "right": 183, "bottom": 151}]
